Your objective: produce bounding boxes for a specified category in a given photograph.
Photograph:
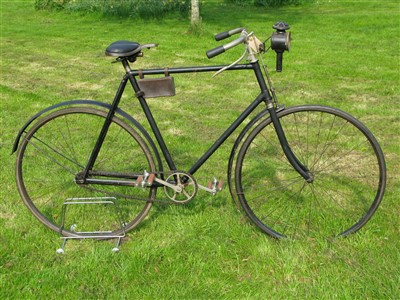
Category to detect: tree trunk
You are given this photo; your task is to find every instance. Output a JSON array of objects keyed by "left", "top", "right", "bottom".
[{"left": 191, "top": 0, "right": 200, "bottom": 26}]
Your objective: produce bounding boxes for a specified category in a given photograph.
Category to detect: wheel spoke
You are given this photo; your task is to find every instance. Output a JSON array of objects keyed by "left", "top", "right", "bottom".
[
  {"left": 16, "top": 107, "right": 156, "bottom": 237},
  {"left": 235, "top": 106, "right": 385, "bottom": 239}
]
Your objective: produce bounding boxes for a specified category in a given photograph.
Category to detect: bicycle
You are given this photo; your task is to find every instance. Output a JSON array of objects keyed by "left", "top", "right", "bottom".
[{"left": 13, "top": 22, "right": 386, "bottom": 239}]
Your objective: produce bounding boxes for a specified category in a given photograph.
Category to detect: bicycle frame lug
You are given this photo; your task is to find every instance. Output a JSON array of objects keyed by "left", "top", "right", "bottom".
[
  {"left": 74, "top": 172, "right": 86, "bottom": 184},
  {"left": 74, "top": 178, "right": 85, "bottom": 184}
]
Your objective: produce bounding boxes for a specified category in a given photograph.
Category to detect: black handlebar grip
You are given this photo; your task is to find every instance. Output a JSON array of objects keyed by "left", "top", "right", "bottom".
[
  {"left": 215, "top": 31, "right": 230, "bottom": 41},
  {"left": 276, "top": 52, "right": 283, "bottom": 72},
  {"left": 206, "top": 46, "right": 225, "bottom": 58}
]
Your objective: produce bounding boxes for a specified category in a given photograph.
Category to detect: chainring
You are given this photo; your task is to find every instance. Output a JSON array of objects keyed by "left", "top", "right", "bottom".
[{"left": 163, "top": 172, "right": 197, "bottom": 204}]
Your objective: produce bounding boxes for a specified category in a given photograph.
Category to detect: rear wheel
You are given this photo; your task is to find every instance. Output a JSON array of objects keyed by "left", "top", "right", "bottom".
[
  {"left": 16, "top": 107, "right": 156, "bottom": 237},
  {"left": 235, "top": 105, "right": 386, "bottom": 239}
]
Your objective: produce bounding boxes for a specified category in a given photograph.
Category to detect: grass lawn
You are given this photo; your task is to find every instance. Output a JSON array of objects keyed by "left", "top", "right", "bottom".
[{"left": 1, "top": 0, "right": 399, "bottom": 298}]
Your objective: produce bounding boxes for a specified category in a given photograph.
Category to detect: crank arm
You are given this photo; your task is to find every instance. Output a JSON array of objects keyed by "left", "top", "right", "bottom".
[
  {"left": 153, "top": 177, "right": 183, "bottom": 193},
  {"left": 197, "top": 184, "right": 215, "bottom": 194}
]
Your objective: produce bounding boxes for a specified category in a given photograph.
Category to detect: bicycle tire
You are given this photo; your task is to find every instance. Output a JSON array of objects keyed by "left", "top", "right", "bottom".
[
  {"left": 16, "top": 107, "right": 156, "bottom": 237},
  {"left": 235, "top": 105, "right": 386, "bottom": 239}
]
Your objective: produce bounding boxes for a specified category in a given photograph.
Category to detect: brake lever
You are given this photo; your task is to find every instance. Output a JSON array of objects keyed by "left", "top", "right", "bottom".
[{"left": 212, "top": 48, "right": 248, "bottom": 78}]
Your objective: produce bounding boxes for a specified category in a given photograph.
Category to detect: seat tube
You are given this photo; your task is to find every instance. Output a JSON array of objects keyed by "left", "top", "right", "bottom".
[{"left": 126, "top": 70, "right": 177, "bottom": 171}]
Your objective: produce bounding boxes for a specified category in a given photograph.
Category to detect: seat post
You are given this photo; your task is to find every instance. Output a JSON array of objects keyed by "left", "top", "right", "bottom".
[{"left": 121, "top": 58, "right": 132, "bottom": 74}]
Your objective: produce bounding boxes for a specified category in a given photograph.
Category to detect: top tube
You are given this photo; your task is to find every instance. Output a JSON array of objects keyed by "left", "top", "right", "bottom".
[{"left": 129, "top": 64, "right": 254, "bottom": 77}]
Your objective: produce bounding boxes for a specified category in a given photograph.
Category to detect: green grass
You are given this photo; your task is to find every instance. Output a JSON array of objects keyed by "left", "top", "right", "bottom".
[{"left": 1, "top": 0, "right": 399, "bottom": 299}]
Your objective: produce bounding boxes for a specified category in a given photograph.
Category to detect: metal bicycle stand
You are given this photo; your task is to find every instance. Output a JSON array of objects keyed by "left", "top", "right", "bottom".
[{"left": 56, "top": 197, "right": 125, "bottom": 254}]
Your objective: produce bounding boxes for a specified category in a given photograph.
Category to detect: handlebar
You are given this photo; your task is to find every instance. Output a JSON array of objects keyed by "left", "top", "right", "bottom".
[
  {"left": 206, "top": 45, "right": 225, "bottom": 58},
  {"left": 214, "top": 27, "right": 244, "bottom": 41},
  {"left": 206, "top": 33, "right": 247, "bottom": 59},
  {"left": 206, "top": 22, "right": 291, "bottom": 71}
]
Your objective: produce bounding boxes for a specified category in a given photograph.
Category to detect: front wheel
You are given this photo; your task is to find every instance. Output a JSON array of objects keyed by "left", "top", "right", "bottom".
[
  {"left": 235, "top": 105, "right": 386, "bottom": 239},
  {"left": 16, "top": 107, "right": 156, "bottom": 237}
]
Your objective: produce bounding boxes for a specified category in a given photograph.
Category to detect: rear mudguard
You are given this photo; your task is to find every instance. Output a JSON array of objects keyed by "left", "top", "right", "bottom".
[{"left": 12, "top": 99, "right": 163, "bottom": 172}]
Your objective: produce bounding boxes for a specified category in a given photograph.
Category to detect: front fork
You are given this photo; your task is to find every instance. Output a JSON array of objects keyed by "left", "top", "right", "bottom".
[{"left": 266, "top": 100, "right": 314, "bottom": 183}]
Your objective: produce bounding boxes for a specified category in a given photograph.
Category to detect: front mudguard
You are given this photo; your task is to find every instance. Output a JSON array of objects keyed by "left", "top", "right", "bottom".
[
  {"left": 12, "top": 99, "right": 163, "bottom": 172},
  {"left": 227, "top": 106, "right": 287, "bottom": 208}
]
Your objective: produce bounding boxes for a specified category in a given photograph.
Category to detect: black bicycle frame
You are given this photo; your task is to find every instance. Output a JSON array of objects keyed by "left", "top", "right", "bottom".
[{"left": 82, "top": 58, "right": 311, "bottom": 183}]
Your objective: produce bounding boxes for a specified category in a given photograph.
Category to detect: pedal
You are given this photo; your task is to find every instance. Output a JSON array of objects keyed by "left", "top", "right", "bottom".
[
  {"left": 147, "top": 173, "right": 155, "bottom": 185},
  {"left": 208, "top": 178, "right": 223, "bottom": 192},
  {"left": 199, "top": 177, "right": 223, "bottom": 195},
  {"left": 135, "top": 171, "right": 155, "bottom": 188},
  {"left": 207, "top": 181, "right": 213, "bottom": 189},
  {"left": 217, "top": 180, "right": 223, "bottom": 192},
  {"left": 135, "top": 175, "right": 144, "bottom": 187}
]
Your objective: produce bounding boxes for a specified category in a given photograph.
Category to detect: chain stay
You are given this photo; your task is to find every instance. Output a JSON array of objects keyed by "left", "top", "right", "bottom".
[{"left": 80, "top": 170, "right": 223, "bottom": 205}]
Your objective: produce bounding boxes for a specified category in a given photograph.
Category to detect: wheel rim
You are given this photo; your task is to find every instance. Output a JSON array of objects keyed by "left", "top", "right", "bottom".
[
  {"left": 16, "top": 107, "right": 156, "bottom": 237},
  {"left": 235, "top": 106, "right": 385, "bottom": 239}
]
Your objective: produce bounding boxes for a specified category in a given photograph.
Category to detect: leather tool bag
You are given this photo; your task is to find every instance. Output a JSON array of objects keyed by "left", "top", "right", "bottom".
[{"left": 137, "top": 68, "right": 175, "bottom": 98}]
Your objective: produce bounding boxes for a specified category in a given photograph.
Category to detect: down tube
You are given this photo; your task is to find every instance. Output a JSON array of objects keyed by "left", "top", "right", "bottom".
[{"left": 188, "top": 93, "right": 265, "bottom": 175}]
